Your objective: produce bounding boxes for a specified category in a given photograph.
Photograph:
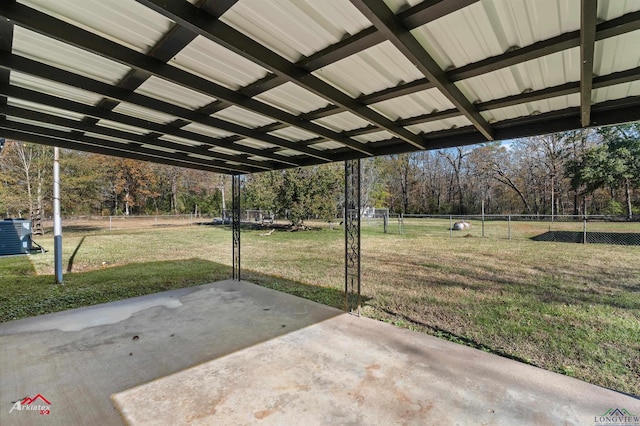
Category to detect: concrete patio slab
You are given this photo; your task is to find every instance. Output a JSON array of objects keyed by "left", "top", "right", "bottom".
[
  {"left": 112, "top": 312, "right": 640, "bottom": 426},
  {"left": 2, "top": 280, "right": 638, "bottom": 425},
  {"left": 0, "top": 280, "right": 341, "bottom": 425}
]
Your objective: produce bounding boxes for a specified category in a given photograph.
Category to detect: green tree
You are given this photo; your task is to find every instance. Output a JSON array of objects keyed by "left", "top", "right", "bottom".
[
  {"left": 568, "top": 125, "right": 640, "bottom": 217},
  {"left": 60, "top": 151, "right": 106, "bottom": 215},
  {"left": 244, "top": 164, "right": 341, "bottom": 225},
  {"left": 105, "top": 158, "right": 158, "bottom": 215},
  {"left": 0, "top": 141, "right": 52, "bottom": 217}
]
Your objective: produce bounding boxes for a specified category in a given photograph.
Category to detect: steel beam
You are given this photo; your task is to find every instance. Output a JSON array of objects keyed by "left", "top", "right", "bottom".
[
  {"left": 0, "top": 2, "right": 342, "bottom": 161},
  {"left": 351, "top": 0, "right": 494, "bottom": 141},
  {"left": 232, "top": 174, "right": 241, "bottom": 281},
  {"left": 0, "top": 120, "right": 238, "bottom": 173},
  {"left": 136, "top": 0, "right": 413, "bottom": 152},
  {"left": 580, "top": 0, "right": 597, "bottom": 127},
  {"left": 344, "top": 159, "right": 361, "bottom": 315}
]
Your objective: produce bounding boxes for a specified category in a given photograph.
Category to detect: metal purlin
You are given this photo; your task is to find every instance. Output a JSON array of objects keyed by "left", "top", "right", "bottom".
[
  {"left": 232, "top": 174, "right": 241, "bottom": 281},
  {"left": 345, "top": 159, "right": 361, "bottom": 315}
]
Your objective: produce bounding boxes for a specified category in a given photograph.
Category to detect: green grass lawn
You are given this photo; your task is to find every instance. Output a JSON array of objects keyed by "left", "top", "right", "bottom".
[{"left": 1, "top": 220, "right": 639, "bottom": 396}]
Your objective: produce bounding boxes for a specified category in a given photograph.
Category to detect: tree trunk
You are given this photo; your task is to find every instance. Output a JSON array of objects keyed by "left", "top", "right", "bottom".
[
  {"left": 171, "top": 176, "right": 178, "bottom": 215},
  {"left": 625, "top": 177, "right": 633, "bottom": 219}
]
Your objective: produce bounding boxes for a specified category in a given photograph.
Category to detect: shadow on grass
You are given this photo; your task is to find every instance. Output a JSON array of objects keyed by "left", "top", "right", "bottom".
[
  {"left": 373, "top": 306, "right": 537, "bottom": 367},
  {"left": 0, "top": 257, "right": 352, "bottom": 322},
  {"left": 67, "top": 236, "right": 86, "bottom": 272},
  {"left": 62, "top": 225, "right": 104, "bottom": 233}
]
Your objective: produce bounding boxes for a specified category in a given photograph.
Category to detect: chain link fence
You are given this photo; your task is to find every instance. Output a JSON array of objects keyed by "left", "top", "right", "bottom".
[
  {"left": 363, "top": 214, "right": 640, "bottom": 245},
  {"left": 40, "top": 214, "right": 215, "bottom": 233}
]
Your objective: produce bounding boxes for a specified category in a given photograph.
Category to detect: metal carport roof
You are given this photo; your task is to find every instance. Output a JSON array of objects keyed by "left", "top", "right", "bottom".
[{"left": 1, "top": 0, "right": 639, "bottom": 175}]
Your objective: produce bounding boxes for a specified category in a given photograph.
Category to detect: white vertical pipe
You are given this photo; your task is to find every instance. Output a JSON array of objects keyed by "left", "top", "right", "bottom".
[{"left": 53, "top": 147, "right": 63, "bottom": 284}]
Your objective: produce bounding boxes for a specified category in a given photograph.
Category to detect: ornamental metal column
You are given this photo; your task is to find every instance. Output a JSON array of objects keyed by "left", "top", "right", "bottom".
[
  {"left": 232, "top": 174, "right": 241, "bottom": 281},
  {"left": 345, "top": 159, "right": 361, "bottom": 315}
]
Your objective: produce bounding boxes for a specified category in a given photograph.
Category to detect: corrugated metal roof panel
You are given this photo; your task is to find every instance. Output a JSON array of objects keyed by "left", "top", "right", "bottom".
[
  {"left": 598, "top": 0, "right": 640, "bottom": 21},
  {"left": 456, "top": 48, "right": 580, "bottom": 104},
  {"left": 83, "top": 132, "right": 130, "bottom": 144},
  {"left": 309, "top": 141, "right": 344, "bottom": 151},
  {"left": 254, "top": 82, "right": 330, "bottom": 115},
  {"left": 352, "top": 130, "right": 395, "bottom": 143},
  {"left": 181, "top": 122, "right": 235, "bottom": 139},
  {"left": 406, "top": 116, "right": 472, "bottom": 135},
  {"left": 142, "top": 144, "right": 177, "bottom": 154},
  {"left": 593, "top": 81, "right": 640, "bottom": 105},
  {"left": 111, "top": 102, "right": 178, "bottom": 125},
  {"left": 135, "top": 76, "right": 216, "bottom": 110},
  {"left": 188, "top": 153, "right": 216, "bottom": 160},
  {"left": 213, "top": 106, "right": 277, "bottom": 128},
  {"left": 370, "top": 89, "right": 455, "bottom": 121},
  {"left": 247, "top": 155, "right": 270, "bottom": 162},
  {"left": 269, "top": 126, "right": 318, "bottom": 142},
  {"left": 235, "top": 138, "right": 277, "bottom": 150},
  {"left": 412, "top": 0, "right": 579, "bottom": 70},
  {"left": 12, "top": 26, "right": 131, "bottom": 85},
  {"left": 313, "top": 111, "right": 372, "bottom": 132},
  {"left": 276, "top": 149, "right": 303, "bottom": 157},
  {"left": 96, "top": 119, "right": 150, "bottom": 135},
  {"left": 382, "top": 0, "right": 422, "bottom": 14},
  {"left": 481, "top": 93, "right": 580, "bottom": 123},
  {"left": 7, "top": 115, "right": 72, "bottom": 133},
  {"left": 209, "top": 146, "right": 244, "bottom": 156},
  {"left": 221, "top": 0, "right": 371, "bottom": 62},
  {"left": 313, "top": 41, "right": 423, "bottom": 98},
  {"left": 159, "top": 134, "right": 203, "bottom": 147},
  {"left": 8, "top": 98, "right": 85, "bottom": 121},
  {"left": 594, "top": 31, "right": 640, "bottom": 76},
  {"left": 170, "top": 35, "right": 270, "bottom": 90},
  {"left": 10, "top": 72, "right": 105, "bottom": 106},
  {"left": 19, "top": 0, "right": 174, "bottom": 54}
]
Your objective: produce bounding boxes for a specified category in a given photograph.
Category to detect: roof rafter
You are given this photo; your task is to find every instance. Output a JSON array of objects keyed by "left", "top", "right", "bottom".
[
  {"left": 238, "top": 9, "right": 640, "bottom": 125},
  {"left": 0, "top": 118, "right": 247, "bottom": 173},
  {"left": 136, "top": 0, "right": 426, "bottom": 151},
  {"left": 0, "top": 2, "right": 367, "bottom": 159},
  {"left": 0, "top": 83, "right": 301, "bottom": 168},
  {"left": 371, "top": 97, "right": 640, "bottom": 156},
  {"left": 351, "top": 0, "right": 493, "bottom": 140},
  {"left": 398, "top": 0, "right": 480, "bottom": 30},
  {"left": 449, "top": 10, "right": 640, "bottom": 82},
  {"left": 1, "top": 104, "right": 275, "bottom": 171},
  {"left": 340, "top": 65, "right": 640, "bottom": 137},
  {"left": 580, "top": 0, "right": 597, "bottom": 127},
  {"left": 0, "top": 52, "right": 336, "bottom": 163}
]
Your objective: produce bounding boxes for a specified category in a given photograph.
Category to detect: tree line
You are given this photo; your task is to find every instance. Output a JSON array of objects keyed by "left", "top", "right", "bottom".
[{"left": 1, "top": 124, "right": 638, "bottom": 223}]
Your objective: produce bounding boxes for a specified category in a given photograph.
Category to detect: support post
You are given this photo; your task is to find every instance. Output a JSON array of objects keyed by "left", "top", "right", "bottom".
[
  {"left": 232, "top": 174, "right": 241, "bottom": 281},
  {"left": 345, "top": 159, "right": 361, "bottom": 315},
  {"left": 53, "top": 147, "right": 63, "bottom": 284}
]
